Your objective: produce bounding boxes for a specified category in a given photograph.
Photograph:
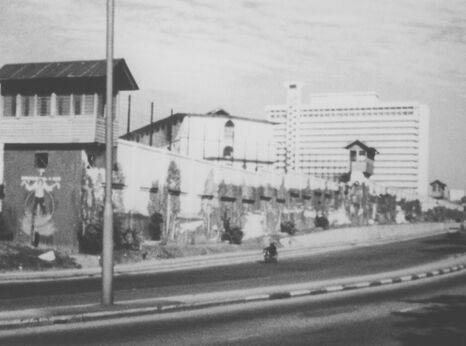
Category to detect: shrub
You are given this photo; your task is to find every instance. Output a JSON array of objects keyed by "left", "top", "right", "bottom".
[
  {"left": 315, "top": 215, "right": 329, "bottom": 230},
  {"left": 0, "top": 212, "right": 13, "bottom": 241},
  {"left": 79, "top": 223, "right": 102, "bottom": 254},
  {"left": 220, "top": 211, "right": 243, "bottom": 244},
  {"left": 424, "top": 206, "right": 464, "bottom": 223},
  {"left": 280, "top": 220, "right": 297, "bottom": 235},
  {"left": 221, "top": 226, "right": 244, "bottom": 245},
  {"left": 79, "top": 214, "right": 142, "bottom": 254},
  {"left": 148, "top": 212, "right": 163, "bottom": 241},
  {"left": 115, "top": 226, "right": 142, "bottom": 250}
]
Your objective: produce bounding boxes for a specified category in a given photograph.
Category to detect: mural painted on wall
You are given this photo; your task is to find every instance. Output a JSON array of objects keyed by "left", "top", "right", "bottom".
[{"left": 20, "top": 170, "right": 61, "bottom": 244}]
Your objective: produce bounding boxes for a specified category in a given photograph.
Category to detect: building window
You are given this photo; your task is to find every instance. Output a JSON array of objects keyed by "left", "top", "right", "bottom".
[
  {"left": 224, "top": 120, "right": 234, "bottom": 144},
  {"left": 56, "top": 95, "right": 71, "bottom": 115},
  {"left": 73, "top": 94, "right": 82, "bottom": 115},
  {"left": 83, "top": 94, "right": 94, "bottom": 114},
  {"left": 223, "top": 146, "right": 234, "bottom": 158},
  {"left": 34, "top": 153, "right": 48, "bottom": 169},
  {"left": 97, "top": 94, "right": 104, "bottom": 117},
  {"left": 21, "top": 95, "right": 35, "bottom": 116},
  {"left": 38, "top": 95, "right": 51, "bottom": 116},
  {"left": 3, "top": 95, "right": 16, "bottom": 117},
  {"left": 350, "top": 150, "right": 357, "bottom": 162}
]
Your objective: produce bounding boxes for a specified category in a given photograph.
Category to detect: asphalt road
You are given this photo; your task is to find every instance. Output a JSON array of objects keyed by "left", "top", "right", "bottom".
[
  {"left": 1, "top": 268, "right": 465, "bottom": 345},
  {"left": 1, "top": 233, "right": 465, "bottom": 311}
]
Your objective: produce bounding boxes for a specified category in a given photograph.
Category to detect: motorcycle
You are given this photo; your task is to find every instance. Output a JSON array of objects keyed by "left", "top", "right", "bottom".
[{"left": 263, "top": 244, "right": 278, "bottom": 263}]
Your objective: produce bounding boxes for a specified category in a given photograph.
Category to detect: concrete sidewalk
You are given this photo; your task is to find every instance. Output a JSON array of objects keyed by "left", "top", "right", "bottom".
[{"left": 0, "top": 253, "right": 465, "bottom": 331}]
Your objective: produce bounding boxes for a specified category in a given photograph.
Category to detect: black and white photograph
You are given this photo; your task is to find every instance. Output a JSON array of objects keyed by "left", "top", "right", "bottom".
[{"left": 0, "top": 0, "right": 465, "bottom": 345}]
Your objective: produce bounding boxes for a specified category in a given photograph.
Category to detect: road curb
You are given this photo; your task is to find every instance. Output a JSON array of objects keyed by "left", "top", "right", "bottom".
[{"left": 1, "top": 261, "right": 465, "bottom": 331}]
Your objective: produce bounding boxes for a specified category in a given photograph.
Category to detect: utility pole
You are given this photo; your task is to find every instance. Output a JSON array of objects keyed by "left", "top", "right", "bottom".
[
  {"left": 150, "top": 102, "right": 154, "bottom": 124},
  {"left": 126, "top": 94, "right": 131, "bottom": 134},
  {"left": 102, "top": 0, "right": 114, "bottom": 306},
  {"left": 149, "top": 102, "right": 154, "bottom": 146}
]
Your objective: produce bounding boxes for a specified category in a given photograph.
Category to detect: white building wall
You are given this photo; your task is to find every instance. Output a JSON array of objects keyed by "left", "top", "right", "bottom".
[
  {"left": 266, "top": 88, "right": 430, "bottom": 195},
  {"left": 174, "top": 115, "right": 275, "bottom": 169},
  {"left": 417, "top": 104, "right": 430, "bottom": 196}
]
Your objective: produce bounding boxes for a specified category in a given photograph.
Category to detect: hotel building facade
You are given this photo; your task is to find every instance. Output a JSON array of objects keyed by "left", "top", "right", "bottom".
[{"left": 266, "top": 83, "right": 430, "bottom": 195}]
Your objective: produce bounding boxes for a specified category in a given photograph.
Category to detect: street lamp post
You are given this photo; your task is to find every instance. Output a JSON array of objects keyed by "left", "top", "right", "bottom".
[{"left": 102, "top": 0, "right": 115, "bottom": 306}]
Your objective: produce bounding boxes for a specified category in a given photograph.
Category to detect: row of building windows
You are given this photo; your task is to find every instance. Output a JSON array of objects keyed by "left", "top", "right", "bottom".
[
  {"left": 296, "top": 112, "right": 413, "bottom": 117},
  {"left": 2, "top": 94, "right": 104, "bottom": 117},
  {"left": 270, "top": 106, "right": 414, "bottom": 112}
]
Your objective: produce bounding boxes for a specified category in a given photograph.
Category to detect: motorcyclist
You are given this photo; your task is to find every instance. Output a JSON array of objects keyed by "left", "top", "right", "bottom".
[{"left": 264, "top": 241, "right": 278, "bottom": 260}]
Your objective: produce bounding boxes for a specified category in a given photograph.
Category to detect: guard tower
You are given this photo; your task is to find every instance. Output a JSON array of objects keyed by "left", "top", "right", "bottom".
[
  {"left": 344, "top": 140, "right": 378, "bottom": 181},
  {"left": 0, "top": 59, "right": 138, "bottom": 249},
  {"left": 0, "top": 59, "right": 138, "bottom": 144}
]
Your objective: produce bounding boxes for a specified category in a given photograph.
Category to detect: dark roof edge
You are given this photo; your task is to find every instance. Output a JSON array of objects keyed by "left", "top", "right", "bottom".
[
  {"left": 0, "top": 58, "right": 139, "bottom": 90},
  {"left": 122, "top": 112, "right": 276, "bottom": 137},
  {"left": 344, "top": 139, "right": 379, "bottom": 153},
  {"left": 430, "top": 179, "right": 447, "bottom": 187},
  {"left": 115, "top": 59, "right": 139, "bottom": 90}
]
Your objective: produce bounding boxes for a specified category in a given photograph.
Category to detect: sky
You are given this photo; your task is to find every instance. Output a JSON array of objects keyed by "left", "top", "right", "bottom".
[{"left": 0, "top": 0, "right": 465, "bottom": 190}]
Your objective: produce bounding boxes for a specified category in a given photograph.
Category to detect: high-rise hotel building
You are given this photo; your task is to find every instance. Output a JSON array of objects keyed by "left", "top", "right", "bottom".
[{"left": 265, "top": 83, "right": 430, "bottom": 195}]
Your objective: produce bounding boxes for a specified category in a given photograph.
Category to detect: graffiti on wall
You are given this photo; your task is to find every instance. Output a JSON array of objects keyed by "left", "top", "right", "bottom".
[{"left": 20, "top": 170, "right": 61, "bottom": 242}]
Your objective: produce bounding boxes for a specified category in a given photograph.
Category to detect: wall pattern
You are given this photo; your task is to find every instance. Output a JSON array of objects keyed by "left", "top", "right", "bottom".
[{"left": 87, "top": 140, "right": 461, "bottom": 247}]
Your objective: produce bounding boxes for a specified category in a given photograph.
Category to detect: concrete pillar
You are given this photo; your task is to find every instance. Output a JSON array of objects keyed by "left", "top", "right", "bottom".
[
  {"left": 0, "top": 84, "right": 3, "bottom": 117},
  {"left": 15, "top": 94, "right": 21, "bottom": 117},
  {"left": 51, "top": 93, "right": 57, "bottom": 116},
  {"left": 33, "top": 95, "right": 38, "bottom": 116},
  {"left": 0, "top": 142, "right": 4, "bottom": 212},
  {"left": 93, "top": 93, "right": 98, "bottom": 116}
]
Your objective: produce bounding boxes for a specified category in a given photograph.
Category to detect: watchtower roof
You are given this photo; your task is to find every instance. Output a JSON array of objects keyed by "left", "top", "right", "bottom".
[{"left": 0, "top": 58, "right": 138, "bottom": 91}]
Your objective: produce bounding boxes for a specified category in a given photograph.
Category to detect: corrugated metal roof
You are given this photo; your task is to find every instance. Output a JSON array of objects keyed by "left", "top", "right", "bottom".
[{"left": 0, "top": 58, "right": 138, "bottom": 90}]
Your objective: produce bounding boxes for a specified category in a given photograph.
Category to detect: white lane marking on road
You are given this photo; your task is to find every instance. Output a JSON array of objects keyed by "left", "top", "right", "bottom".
[
  {"left": 347, "top": 282, "right": 371, "bottom": 288},
  {"left": 380, "top": 278, "right": 393, "bottom": 284},
  {"left": 244, "top": 294, "right": 270, "bottom": 301},
  {"left": 325, "top": 285, "right": 344, "bottom": 292},
  {"left": 397, "top": 307, "right": 417, "bottom": 313},
  {"left": 290, "top": 289, "right": 311, "bottom": 297},
  {"left": 160, "top": 304, "right": 180, "bottom": 311}
]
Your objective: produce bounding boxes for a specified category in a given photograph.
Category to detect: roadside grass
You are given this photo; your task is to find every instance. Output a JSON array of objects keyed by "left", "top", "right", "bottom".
[
  {"left": 114, "top": 236, "right": 269, "bottom": 265},
  {"left": 0, "top": 241, "right": 80, "bottom": 272}
]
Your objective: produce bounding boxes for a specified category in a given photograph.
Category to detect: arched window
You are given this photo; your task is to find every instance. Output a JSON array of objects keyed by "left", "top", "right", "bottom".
[
  {"left": 224, "top": 120, "right": 234, "bottom": 144},
  {"left": 223, "top": 146, "right": 234, "bottom": 158}
]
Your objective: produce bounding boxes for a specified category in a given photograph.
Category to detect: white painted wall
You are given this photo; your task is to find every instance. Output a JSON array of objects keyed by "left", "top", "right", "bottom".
[
  {"left": 173, "top": 115, "right": 276, "bottom": 168},
  {"left": 115, "top": 139, "right": 455, "bottom": 221}
]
